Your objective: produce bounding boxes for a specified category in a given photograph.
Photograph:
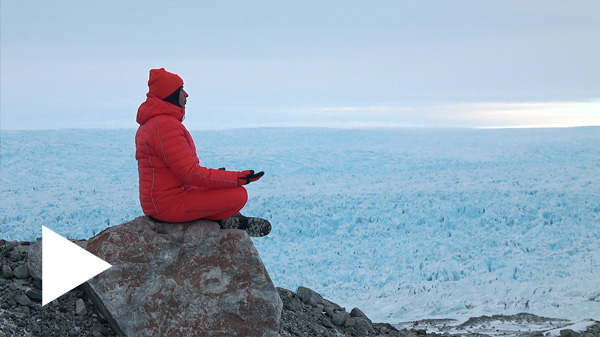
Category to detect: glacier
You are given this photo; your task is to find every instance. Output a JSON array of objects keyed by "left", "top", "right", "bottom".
[{"left": 1, "top": 127, "right": 599, "bottom": 323}]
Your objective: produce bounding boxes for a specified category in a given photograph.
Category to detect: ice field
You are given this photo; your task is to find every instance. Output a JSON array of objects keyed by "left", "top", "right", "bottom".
[{"left": 1, "top": 127, "right": 599, "bottom": 323}]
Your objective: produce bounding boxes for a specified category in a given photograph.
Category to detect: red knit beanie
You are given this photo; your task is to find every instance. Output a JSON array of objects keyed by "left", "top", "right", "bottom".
[{"left": 148, "top": 68, "right": 184, "bottom": 99}]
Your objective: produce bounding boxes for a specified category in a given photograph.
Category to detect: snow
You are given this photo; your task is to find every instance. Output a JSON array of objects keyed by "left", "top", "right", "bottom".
[
  {"left": 1, "top": 127, "right": 599, "bottom": 324},
  {"left": 544, "top": 320, "right": 598, "bottom": 336},
  {"left": 395, "top": 315, "right": 598, "bottom": 336}
]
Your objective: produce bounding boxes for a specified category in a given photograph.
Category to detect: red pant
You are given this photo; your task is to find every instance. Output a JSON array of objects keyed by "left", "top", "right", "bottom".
[{"left": 152, "top": 186, "right": 248, "bottom": 223}]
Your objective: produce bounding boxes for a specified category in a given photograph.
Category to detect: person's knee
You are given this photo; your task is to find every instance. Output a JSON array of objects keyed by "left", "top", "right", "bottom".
[
  {"left": 205, "top": 187, "right": 248, "bottom": 221},
  {"left": 226, "top": 186, "right": 248, "bottom": 216},
  {"left": 234, "top": 186, "right": 249, "bottom": 206}
]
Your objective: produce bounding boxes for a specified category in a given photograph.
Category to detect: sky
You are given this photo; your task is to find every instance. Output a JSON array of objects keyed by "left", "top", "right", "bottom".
[{"left": 1, "top": 0, "right": 599, "bottom": 130}]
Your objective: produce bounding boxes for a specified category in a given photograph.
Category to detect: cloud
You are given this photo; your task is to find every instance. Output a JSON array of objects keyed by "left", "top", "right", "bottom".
[
  {"left": 3, "top": 99, "right": 598, "bottom": 130},
  {"left": 440, "top": 101, "right": 600, "bottom": 128},
  {"left": 239, "top": 101, "right": 600, "bottom": 129}
]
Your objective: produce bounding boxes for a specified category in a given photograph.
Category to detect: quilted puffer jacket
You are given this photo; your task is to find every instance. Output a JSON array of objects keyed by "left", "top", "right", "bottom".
[{"left": 135, "top": 94, "right": 240, "bottom": 217}]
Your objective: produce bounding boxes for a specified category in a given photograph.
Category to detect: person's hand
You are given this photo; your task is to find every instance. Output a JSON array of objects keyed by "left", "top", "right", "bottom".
[{"left": 238, "top": 170, "right": 264, "bottom": 185}]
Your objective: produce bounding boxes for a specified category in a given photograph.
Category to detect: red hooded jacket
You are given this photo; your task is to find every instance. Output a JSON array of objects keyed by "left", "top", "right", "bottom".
[{"left": 135, "top": 94, "right": 241, "bottom": 218}]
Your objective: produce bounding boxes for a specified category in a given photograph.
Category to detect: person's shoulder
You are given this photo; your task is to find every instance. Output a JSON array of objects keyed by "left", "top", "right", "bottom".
[
  {"left": 152, "top": 115, "right": 188, "bottom": 139},
  {"left": 153, "top": 114, "right": 183, "bottom": 127}
]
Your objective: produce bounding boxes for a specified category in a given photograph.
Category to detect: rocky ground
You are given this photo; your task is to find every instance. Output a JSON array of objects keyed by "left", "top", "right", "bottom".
[
  {"left": 0, "top": 240, "right": 114, "bottom": 337},
  {"left": 2, "top": 239, "right": 599, "bottom": 337}
]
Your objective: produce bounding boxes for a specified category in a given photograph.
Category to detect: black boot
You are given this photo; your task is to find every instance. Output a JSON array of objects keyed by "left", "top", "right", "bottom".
[{"left": 218, "top": 213, "right": 271, "bottom": 237}]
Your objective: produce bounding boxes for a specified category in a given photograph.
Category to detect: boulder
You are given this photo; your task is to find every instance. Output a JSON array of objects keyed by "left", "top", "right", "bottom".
[
  {"left": 27, "top": 239, "right": 42, "bottom": 283},
  {"left": 75, "top": 298, "right": 87, "bottom": 316},
  {"left": 332, "top": 311, "right": 350, "bottom": 326},
  {"left": 350, "top": 307, "right": 369, "bottom": 319},
  {"left": 1, "top": 264, "right": 13, "bottom": 279},
  {"left": 297, "top": 286, "right": 344, "bottom": 311},
  {"left": 84, "top": 216, "right": 282, "bottom": 337},
  {"left": 13, "top": 264, "right": 30, "bottom": 279},
  {"left": 28, "top": 237, "right": 87, "bottom": 286}
]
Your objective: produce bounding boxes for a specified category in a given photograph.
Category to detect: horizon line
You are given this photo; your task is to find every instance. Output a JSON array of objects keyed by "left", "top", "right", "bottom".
[{"left": 1, "top": 124, "right": 599, "bottom": 133}]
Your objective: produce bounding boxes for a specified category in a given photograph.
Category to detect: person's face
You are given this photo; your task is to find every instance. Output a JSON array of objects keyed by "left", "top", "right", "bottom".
[{"left": 179, "top": 88, "right": 188, "bottom": 108}]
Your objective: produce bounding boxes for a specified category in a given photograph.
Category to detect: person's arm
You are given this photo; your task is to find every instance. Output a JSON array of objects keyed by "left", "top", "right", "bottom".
[{"left": 154, "top": 116, "right": 241, "bottom": 189}]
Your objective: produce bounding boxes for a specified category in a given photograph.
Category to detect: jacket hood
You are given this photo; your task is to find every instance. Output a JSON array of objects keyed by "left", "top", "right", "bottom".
[{"left": 136, "top": 94, "right": 185, "bottom": 125}]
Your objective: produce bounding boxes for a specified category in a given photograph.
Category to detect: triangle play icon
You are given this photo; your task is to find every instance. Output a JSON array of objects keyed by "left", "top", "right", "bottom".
[{"left": 42, "top": 226, "right": 112, "bottom": 306}]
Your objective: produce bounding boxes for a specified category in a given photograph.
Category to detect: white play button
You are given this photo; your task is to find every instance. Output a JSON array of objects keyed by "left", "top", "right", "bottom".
[{"left": 42, "top": 226, "right": 112, "bottom": 306}]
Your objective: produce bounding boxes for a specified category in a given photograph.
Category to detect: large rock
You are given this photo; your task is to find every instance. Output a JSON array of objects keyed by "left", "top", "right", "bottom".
[
  {"left": 84, "top": 216, "right": 282, "bottom": 337},
  {"left": 28, "top": 237, "right": 87, "bottom": 288},
  {"left": 27, "top": 239, "right": 43, "bottom": 283}
]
